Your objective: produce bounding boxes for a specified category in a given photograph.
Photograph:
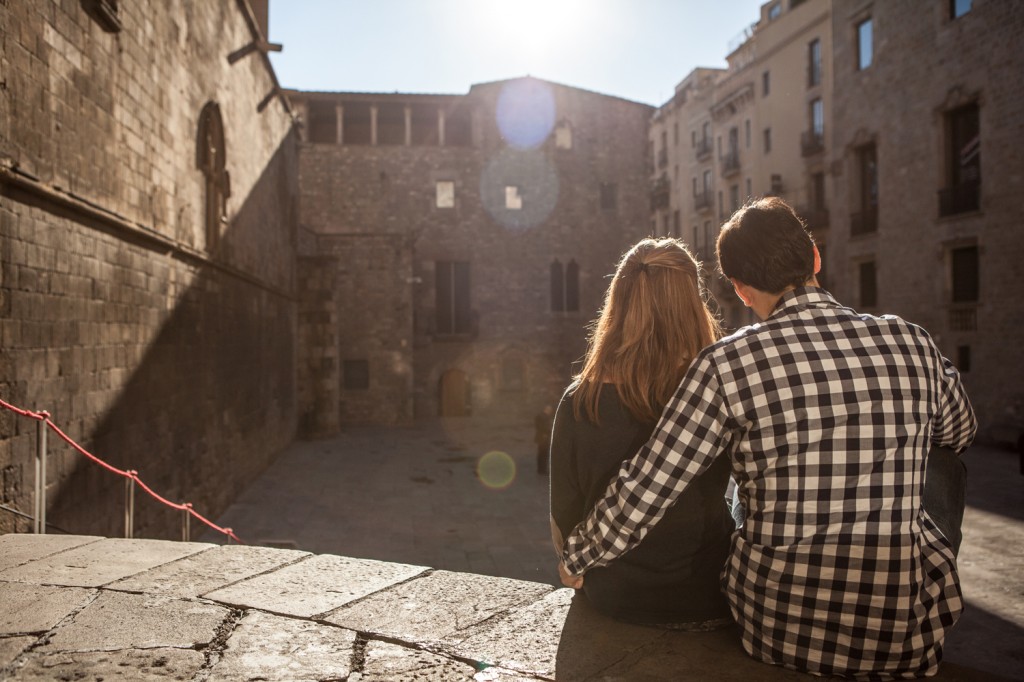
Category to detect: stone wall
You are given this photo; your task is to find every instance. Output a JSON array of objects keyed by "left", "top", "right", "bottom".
[
  {"left": 829, "top": 1, "right": 1024, "bottom": 438},
  {"left": 0, "top": 0, "right": 299, "bottom": 536},
  {"left": 291, "top": 79, "right": 653, "bottom": 426}
]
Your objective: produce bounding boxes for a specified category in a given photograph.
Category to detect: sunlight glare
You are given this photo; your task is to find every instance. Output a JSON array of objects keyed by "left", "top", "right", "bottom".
[{"left": 478, "top": 0, "right": 592, "bottom": 59}]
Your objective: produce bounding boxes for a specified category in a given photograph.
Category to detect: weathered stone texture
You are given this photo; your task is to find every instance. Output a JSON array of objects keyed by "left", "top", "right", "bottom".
[
  {"left": 0, "top": 0, "right": 299, "bottom": 536},
  {"left": 829, "top": 2, "right": 1024, "bottom": 436}
]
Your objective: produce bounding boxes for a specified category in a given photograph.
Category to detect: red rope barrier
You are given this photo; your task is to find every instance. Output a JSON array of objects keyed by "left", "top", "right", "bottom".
[{"left": 0, "top": 397, "right": 243, "bottom": 544}]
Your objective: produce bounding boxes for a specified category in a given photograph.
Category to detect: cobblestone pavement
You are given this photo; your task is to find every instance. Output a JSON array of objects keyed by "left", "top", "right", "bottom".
[{"left": 207, "top": 420, "right": 1024, "bottom": 679}]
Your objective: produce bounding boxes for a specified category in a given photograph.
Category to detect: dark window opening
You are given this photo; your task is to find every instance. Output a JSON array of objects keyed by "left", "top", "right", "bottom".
[
  {"left": 307, "top": 102, "right": 338, "bottom": 144},
  {"left": 763, "top": 71, "right": 770, "bottom": 96},
  {"left": 951, "top": 0, "right": 972, "bottom": 19},
  {"left": 600, "top": 182, "right": 618, "bottom": 210},
  {"left": 852, "top": 142, "right": 878, "bottom": 235},
  {"left": 445, "top": 108, "right": 473, "bottom": 147},
  {"left": 941, "top": 103, "right": 980, "bottom": 216},
  {"left": 672, "top": 210, "right": 681, "bottom": 238},
  {"left": 951, "top": 246, "right": 979, "bottom": 303},
  {"left": 859, "top": 261, "right": 877, "bottom": 308},
  {"left": 377, "top": 104, "right": 405, "bottom": 146},
  {"left": 956, "top": 346, "right": 971, "bottom": 372},
  {"left": 410, "top": 105, "right": 438, "bottom": 145},
  {"left": 550, "top": 259, "right": 580, "bottom": 312},
  {"left": 343, "top": 360, "right": 370, "bottom": 390},
  {"left": 436, "top": 261, "right": 472, "bottom": 335},
  {"left": 808, "top": 39, "right": 822, "bottom": 86},
  {"left": 343, "top": 103, "right": 372, "bottom": 145},
  {"left": 83, "top": 0, "right": 122, "bottom": 32}
]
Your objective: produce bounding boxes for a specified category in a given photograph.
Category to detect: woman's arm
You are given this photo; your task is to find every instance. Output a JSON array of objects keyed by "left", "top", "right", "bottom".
[{"left": 549, "top": 394, "right": 585, "bottom": 554}]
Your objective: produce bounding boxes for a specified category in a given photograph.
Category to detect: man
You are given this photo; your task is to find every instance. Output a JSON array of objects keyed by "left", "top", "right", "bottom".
[{"left": 560, "top": 198, "right": 976, "bottom": 678}]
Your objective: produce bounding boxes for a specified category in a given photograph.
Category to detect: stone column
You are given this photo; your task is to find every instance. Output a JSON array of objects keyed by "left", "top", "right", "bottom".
[
  {"left": 404, "top": 105, "right": 412, "bottom": 146},
  {"left": 335, "top": 104, "right": 344, "bottom": 145},
  {"left": 370, "top": 105, "right": 378, "bottom": 146},
  {"left": 438, "top": 109, "right": 446, "bottom": 147}
]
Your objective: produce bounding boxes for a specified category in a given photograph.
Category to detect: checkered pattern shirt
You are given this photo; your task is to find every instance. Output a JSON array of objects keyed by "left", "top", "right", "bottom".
[{"left": 563, "top": 287, "right": 977, "bottom": 679}]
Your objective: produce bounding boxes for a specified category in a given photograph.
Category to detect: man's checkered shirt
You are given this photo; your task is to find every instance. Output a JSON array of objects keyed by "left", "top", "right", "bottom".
[{"left": 563, "top": 288, "right": 976, "bottom": 679}]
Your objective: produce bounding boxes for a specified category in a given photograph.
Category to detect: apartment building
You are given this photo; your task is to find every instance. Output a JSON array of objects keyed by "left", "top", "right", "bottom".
[{"left": 828, "top": 0, "right": 1024, "bottom": 438}]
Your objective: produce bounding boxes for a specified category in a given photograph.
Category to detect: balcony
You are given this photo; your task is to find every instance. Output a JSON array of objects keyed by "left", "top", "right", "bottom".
[
  {"left": 720, "top": 149, "right": 740, "bottom": 178},
  {"left": 694, "top": 190, "right": 713, "bottom": 213},
  {"left": 650, "top": 176, "right": 670, "bottom": 211},
  {"left": 850, "top": 207, "right": 878, "bottom": 236},
  {"left": 695, "top": 137, "right": 712, "bottom": 161},
  {"left": 798, "top": 206, "right": 829, "bottom": 231},
  {"left": 657, "top": 147, "right": 668, "bottom": 169},
  {"left": 801, "top": 130, "right": 825, "bottom": 157},
  {"left": 939, "top": 180, "right": 980, "bottom": 217}
]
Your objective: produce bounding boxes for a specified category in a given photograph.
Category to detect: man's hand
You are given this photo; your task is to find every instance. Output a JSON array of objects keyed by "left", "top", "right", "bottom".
[{"left": 558, "top": 561, "right": 584, "bottom": 589}]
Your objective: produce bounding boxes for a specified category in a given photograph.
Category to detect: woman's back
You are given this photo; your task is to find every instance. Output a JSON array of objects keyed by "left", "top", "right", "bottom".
[{"left": 550, "top": 383, "right": 733, "bottom": 625}]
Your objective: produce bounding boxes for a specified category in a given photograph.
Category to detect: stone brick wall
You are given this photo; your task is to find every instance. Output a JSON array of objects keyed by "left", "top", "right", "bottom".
[
  {"left": 291, "top": 79, "right": 653, "bottom": 427},
  {"left": 829, "top": 1, "right": 1024, "bottom": 438},
  {"left": 0, "top": 0, "right": 299, "bottom": 536}
]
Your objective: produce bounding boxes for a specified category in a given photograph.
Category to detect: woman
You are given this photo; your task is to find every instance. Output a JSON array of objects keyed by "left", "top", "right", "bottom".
[{"left": 549, "top": 238, "right": 734, "bottom": 627}]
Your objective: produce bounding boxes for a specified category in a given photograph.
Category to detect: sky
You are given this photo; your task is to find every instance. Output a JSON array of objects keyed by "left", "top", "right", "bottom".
[{"left": 267, "top": 1, "right": 768, "bottom": 107}]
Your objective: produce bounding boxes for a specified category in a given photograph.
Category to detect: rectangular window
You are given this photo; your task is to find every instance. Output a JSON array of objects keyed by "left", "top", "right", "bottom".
[
  {"left": 951, "top": 246, "right": 979, "bottom": 303},
  {"left": 730, "top": 184, "right": 740, "bottom": 211},
  {"left": 674, "top": 122, "right": 679, "bottom": 146},
  {"left": 857, "top": 18, "right": 873, "bottom": 70},
  {"left": 672, "top": 210, "right": 681, "bottom": 238},
  {"left": 764, "top": 128, "right": 771, "bottom": 153},
  {"left": 852, "top": 142, "right": 878, "bottom": 235},
  {"left": 762, "top": 71, "right": 770, "bottom": 96},
  {"left": 745, "top": 119, "right": 751, "bottom": 148},
  {"left": 505, "top": 185, "right": 522, "bottom": 210},
  {"left": 692, "top": 177, "right": 698, "bottom": 197},
  {"left": 770, "top": 173, "right": 783, "bottom": 195},
  {"left": 600, "top": 182, "right": 618, "bottom": 210},
  {"left": 956, "top": 345, "right": 971, "bottom": 372},
  {"left": 436, "top": 180, "right": 454, "bottom": 208},
  {"left": 941, "top": 103, "right": 981, "bottom": 216},
  {"left": 691, "top": 130, "right": 697, "bottom": 147},
  {"left": 811, "top": 171, "right": 826, "bottom": 210},
  {"left": 436, "top": 261, "right": 471, "bottom": 335},
  {"left": 808, "top": 39, "right": 822, "bottom": 86},
  {"left": 859, "top": 261, "right": 877, "bottom": 308},
  {"left": 704, "top": 221, "right": 712, "bottom": 252},
  {"left": 768, "top": 2, "right": 781, "bottom": 20},
  {"left": 703, "top": 170, "right": 712, "bottom": 194},
  {"left": 810, "top": 98, "right": 824, "bottom": 137},
  {"left": 951, "top": 0, "right": 972, "bottom": 19},
  {"left": 745, "top": 178, "right": 752, "bottom": 199},
  {"left": 343, "top": 360, "right": 370, "bottom": 390}
]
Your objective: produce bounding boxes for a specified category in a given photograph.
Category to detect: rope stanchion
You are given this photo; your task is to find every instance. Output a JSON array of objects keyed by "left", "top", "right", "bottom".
[{"left": 0, "top": 398, "right": 243, "bottom": 545}]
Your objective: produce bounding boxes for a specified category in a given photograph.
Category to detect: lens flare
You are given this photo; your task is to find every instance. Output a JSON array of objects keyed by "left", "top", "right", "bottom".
[
  {"left": 496, "top": 79, "right": 556, "bottom": 149},
  {"left": 476, "top": 451, "right": 516, "bottom": 490},
  {"left": 479, "top": 148, "right": 559, "bottom": 231}
]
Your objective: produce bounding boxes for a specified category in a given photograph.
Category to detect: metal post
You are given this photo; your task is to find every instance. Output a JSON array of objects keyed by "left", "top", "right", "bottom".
[
  {"left": 124, "top": 472, "right": 136, "bottom": 539},
  {"left": 181, "top": 504, "right": 191, "bottom": 542},
  {"left": 38, "top": 417, "right": 47, "bottom": 534},
  {"left": 225, "top": 528, "right": 233, "bottom": 545}
]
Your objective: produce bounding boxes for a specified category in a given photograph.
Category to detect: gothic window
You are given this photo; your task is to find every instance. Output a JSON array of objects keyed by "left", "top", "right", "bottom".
[
  {"left": 436, "top": 261, "right": 472, "bottom": 335},
  {"left": 550, "top": 259, "right": 580, "bottom": 312},
  {"left": 197, "top": 102, "right": 230, "bottom": 253}
]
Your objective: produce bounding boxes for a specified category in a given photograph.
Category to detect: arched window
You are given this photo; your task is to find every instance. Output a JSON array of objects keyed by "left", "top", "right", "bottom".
[
  {"left": 550, "top": 259, "right": 580, "bottom": 313},
  {"left": 197, "top": 102, "right": 230, "bottom": 253}
]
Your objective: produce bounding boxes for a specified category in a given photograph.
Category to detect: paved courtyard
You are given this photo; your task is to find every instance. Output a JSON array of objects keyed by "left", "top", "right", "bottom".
[{"left": 207, "top": 417, "right": 1024, "bottom": 679}]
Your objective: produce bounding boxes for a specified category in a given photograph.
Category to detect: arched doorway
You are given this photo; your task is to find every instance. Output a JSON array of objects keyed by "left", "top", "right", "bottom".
[{"left": 439, "top": 369, "right": 470, "bottom": 417}]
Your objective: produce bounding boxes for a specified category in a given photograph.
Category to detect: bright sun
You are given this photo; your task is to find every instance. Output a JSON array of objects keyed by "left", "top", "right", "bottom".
[{"left": 477, "top": 0, "right": 593, "bottom": 59}]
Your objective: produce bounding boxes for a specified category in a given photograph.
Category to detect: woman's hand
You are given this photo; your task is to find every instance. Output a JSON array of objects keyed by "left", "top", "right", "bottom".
[{"left": 558, "top": 561, "right": 584, "bottom": 589}]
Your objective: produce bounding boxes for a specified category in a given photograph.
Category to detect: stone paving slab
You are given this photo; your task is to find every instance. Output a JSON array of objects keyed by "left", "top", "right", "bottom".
[
  {"left": 0, "top": 582, "right": 94, "bottom": 635},
  {"left": 10, "top": 647, "right": 207, "bottom": 681},
  {"left": 0, "top": 534, "right": 102, "bottom": 573},
  {"left": 325, "top": 569, "right": 553, "bottom": 646},
  {"left": 361, "top": 640, "right": 479, "bottom": 681},
  {"left": 210, "top": 610, "right": 355, "bottom": 681},
  {"left": 38, "top": 591, "right": 229, "bottom": 653},
  {"left": 0, "top": 537, "right": 211, "bottom": 587},
  {"left": 203, "top": 553, "right": 429, "bottom": 618},
  {"left": 107, "top": 544, "right": 310, "bottom": 598},
  {"left": 0, "top": 637, "right": 35, "bottom": 668}
]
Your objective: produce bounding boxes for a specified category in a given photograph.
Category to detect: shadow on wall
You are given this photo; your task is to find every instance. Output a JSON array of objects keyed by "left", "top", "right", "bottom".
[{"left": 13, "top": 131, "right": 300, "bottom": 540}]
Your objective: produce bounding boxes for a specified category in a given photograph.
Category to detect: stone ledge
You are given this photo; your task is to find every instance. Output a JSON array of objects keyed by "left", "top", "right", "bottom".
[{"left": 0, "top": 534, "right": 1007, "bottom": 681}]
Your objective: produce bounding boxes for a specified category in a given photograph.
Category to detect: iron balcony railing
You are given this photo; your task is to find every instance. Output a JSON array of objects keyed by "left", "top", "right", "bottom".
[
  {"left": 720, "top": 149, "right": 740, "bottom": 178},
  {"left": 938, "top": 180, "right": 980, "bottom": 217},
  {"left": 801, "top": 130, "right": 825, "bottom": 157},
  {"left": 850, "top": 207, "right": 878, "bottom": 236},
  {"left": 694, "top": 190, "right": 713, "bottom": 212},
  {"left": 696, "top": 137, "right": 713, "bottom": 161},
  {"left": 650, "top": 177, "right": 670, "bottom": 210},
  {"left": 657, "top": 147, "right": 668, "bottom": 169}
]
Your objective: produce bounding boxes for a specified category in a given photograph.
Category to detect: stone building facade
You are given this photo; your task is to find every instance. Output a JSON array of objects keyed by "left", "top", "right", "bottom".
[
  {"left": 827, "top": 0, "right": 1024, "bottom": 439},
  {"left": 0, "top": 0, "right": 299, "bottom": 536},
  {"left": 288, "top": 80, "right": 653, "bottom": 431},
  {"left": 649, "top": 0, "right": 834, "bottom": 331}
]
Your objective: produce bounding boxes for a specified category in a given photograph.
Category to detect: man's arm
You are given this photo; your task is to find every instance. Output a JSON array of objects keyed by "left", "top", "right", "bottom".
[{"left": 561, "top": 352, "right": 733, "bottom": 576}]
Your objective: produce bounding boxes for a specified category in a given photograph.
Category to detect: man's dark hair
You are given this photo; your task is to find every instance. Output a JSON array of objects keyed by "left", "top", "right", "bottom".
[{"left": 716, "top": 197, "right": 815, "bottom": 294}]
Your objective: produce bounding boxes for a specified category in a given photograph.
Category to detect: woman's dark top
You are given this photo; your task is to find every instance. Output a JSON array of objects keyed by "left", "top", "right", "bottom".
[{"left": 550, "top": 383, "right": 734, "bottom": 625}]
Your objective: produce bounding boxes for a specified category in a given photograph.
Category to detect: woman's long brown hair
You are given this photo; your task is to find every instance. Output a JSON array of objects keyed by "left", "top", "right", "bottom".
[{"left": 573, "top": 238, "right": 720, "bottom": 424}]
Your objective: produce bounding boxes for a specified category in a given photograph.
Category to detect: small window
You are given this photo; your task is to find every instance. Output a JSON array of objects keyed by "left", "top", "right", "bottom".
[
  {"left": 343, "top": 360, "right": 370, "bottom": 390},
  {"left": 436, "top": 181, "right": 455, "bottom": 208},
  {"left": 673, "top": 122, "right": 679, "bottom": 146},
  {"left": 762, "top": 71, "right": 770, "bottom": 96},
  {"left": 672, "top": 210, "right": 681, "bottom": 238},
  {"left": 691, "top": 130, "right": 697, "bottom": 147},
  {"left": 810, "top": 98, "right": 824, "bottom": 137},
  {"left": 730, "top": 185, "right": 740, "bottom": 212},
  {"left": 555, "top": 121, "right": 573, "bottom": 149},
  {"left": 745, "top": 178, "right": 752, "bottom": 199},
  {"left": 768, "top": 2, "right": 781, "bottom": 20},
  {"left": 857, "top": 19, "right": 873, "bottom": 70},
  {"left": 550, "top": 259, "right": 580, "bottom": 312},
  {"left": 505, "top": 186, "right": 522, "bottom": 210},
  {"left": 808, "top": 39, "right": 822, "bottom": 86},
  {"left": 745, "top": 119, "right": 751, "bottom": 148},
  {"left": 852, "top": 142, "right": 878, "bottom": 235},
  {"left": 770, "top": 174, "right": 783, "bottom": 195},
  {"left": 764, "top": 128, "right": 772, "bottom": 153},
  {"left": 951, "top": 0, "right": 972, "bottom": 19},
  {"left": 600, "top": 182, "right": 617, "bottom": 210},
  {"left": 941, "top": 103, "right": 980, "bottom": 216},
  {"left": 859, "top": 261, "right": 877, "bottom": 308},
  {"left": 436, "top": 261, "right": 472, "bottom": 335},
  {"left": 951, "top": 246, "right": 979, "bottom": 303}
]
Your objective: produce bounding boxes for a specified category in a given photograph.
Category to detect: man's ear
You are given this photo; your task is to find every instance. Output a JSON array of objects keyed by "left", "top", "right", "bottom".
[
  {"left": 731, "top": 278, "right": 753, "bottom": 307},
  {"left": 812, "top": 243, "right": 822, "bottom": 275}
]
